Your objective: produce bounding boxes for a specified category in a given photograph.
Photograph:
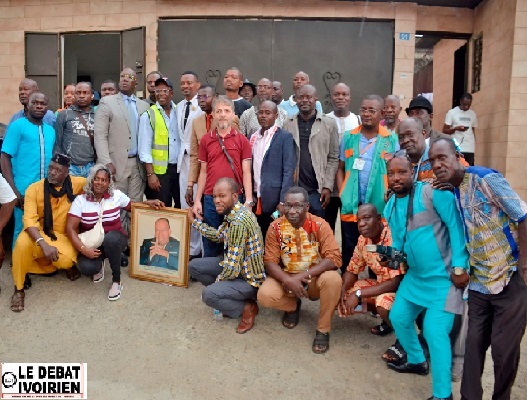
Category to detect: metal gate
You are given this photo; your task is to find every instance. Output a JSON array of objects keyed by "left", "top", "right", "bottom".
[{"left": 159, "top": 18, "right": 394, "bottom": 112}]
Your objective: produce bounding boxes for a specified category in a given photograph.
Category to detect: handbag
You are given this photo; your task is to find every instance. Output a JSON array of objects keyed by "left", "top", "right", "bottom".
[{"left": 78, "top": 200, "right": 105, "bottom": 248}]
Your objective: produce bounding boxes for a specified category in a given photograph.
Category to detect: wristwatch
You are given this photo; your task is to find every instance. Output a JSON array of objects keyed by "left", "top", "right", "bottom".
[
  {"left": 355, "top": 289, "right": 362, "bottom": 302},
  {"left": 246, "top": 200, "right": 255, "bottom": 207},
  {"left": 453, "top": 267, "right": 466, "bottom": 276}
]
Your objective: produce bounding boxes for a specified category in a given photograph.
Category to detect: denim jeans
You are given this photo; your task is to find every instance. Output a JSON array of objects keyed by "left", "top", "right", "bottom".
[{"left": 69, "top": 162, "right": 95, "bottom": 178}]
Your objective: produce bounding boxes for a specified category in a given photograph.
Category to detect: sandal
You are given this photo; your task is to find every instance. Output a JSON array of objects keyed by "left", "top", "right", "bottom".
[
  {"left": 10, "top": 290, "right": 25, "bottom": 312},
  {"left": 312, "top": 330, "right": 330, "bottom": 354},
  {"left": 282, "top": 298, "right": 301, "bottom": 329},
  {"left": 65, "top": 265, "right": 81, "bottom": 281},
  {"left": 382, "top": 339, "right": 407, "bottom": 364},
  {"left": 371, "top": 320, "right": 394, "bottom": 336}
]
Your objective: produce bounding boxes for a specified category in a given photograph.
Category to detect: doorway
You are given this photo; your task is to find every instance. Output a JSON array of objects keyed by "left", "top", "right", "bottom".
[{"left": 25, "top": 27, "right": 145, "bottom": 111}]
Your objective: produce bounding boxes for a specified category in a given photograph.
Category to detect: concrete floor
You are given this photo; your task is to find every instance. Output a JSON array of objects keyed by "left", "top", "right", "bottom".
[{"left": 1, "top": 256, "right": 526, "bottom": 400}]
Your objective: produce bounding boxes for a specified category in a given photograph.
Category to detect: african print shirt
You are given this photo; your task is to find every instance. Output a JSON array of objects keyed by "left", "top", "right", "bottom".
[
  {"left": 192, "top": 202, "right": 265, "bottom": 287},
  {"left": 455, "top": 166, "right": 527, "bottom": 294}
]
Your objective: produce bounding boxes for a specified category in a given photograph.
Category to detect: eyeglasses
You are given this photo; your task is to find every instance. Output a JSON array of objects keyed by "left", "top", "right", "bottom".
[
  {"left": 120, "top": 73, "right": 136, "bottom": 81},
  {"left": 155, "top": 89, "right": 170, "bottom": 95},
  {"left": 197, "top": 94, "right": 211, "bottom": 100},
  {"left": 283, "top": 202, "right": 307, "bottom": 212},
  {"left": 383, "top": 148, "right": 409, "bottom": 162},
  {"left": 359, "top": 108, "right": 378, "bottom": 115}
]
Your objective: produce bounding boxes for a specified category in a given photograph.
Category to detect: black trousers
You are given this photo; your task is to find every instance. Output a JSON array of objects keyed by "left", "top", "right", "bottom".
[
  {"left": 144, "top": 163, "right": 181, "bottom": 208},
  {"left": 463, "top": 152, "right": 475, "bottom": 166},
  {"left": 256, "top": 212, "right": 273, "bottom": 242},
  {"left": 460, "top": 272, "right": 527, "bottom": 400},
  {"left": 341, "top": 220, "right": 360, "bottom": 273},
  {"left": 324, "top": 196, "right": 341, "bottom": 233}
]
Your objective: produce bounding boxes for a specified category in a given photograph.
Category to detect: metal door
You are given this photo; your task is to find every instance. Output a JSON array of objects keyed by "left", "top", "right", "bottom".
[
  {"left": 158, "top": 19, "right": 394, "bottom": 112},
  {"left": 122, "top": 27, "right": 146, "bottom": 95},
  {"left": 25, "top": 32, "right": 60, "bottom": 111}
]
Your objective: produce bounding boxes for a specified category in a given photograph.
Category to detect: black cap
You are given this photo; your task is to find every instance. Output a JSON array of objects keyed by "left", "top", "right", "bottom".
[
  {"left": 154, "top": 77, "right": 173, "bottom": 89},
  {"left": 51, "top": 153, "right": 71, "bottom": 167},
  {"left": 239, "top": 79, "right": 256, "bottom": 96},
  {"left": 405, "top": 95, "right": 433, "bottom": 115}
]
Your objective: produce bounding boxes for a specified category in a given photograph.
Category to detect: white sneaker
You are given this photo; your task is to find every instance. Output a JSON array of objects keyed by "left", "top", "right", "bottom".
[
  {"left": 93, "top": 259, "right": 108, "bottom": 283},
  {"left": 108, "top": 282, "right": 123, "bottom": 301}
]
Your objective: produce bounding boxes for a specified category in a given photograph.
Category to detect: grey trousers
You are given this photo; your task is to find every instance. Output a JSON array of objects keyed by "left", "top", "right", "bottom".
[{"left": 188, "top": 256, "right": 257, "bottom": 318}]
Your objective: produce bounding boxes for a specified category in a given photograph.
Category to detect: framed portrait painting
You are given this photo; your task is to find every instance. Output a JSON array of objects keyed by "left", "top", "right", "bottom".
[{"left": 129, "top": 204, "right": 190, "bottom": 287}]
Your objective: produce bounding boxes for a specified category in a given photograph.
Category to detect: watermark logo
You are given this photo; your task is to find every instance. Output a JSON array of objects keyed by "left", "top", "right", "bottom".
[{"left": 0, "top": 363, "right": 87, "bottom": 399}]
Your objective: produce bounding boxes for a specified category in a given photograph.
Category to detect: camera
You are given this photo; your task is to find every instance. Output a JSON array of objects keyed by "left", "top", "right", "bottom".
[{"left": 365, "top": 244, "right": 407, "bottom": 270}]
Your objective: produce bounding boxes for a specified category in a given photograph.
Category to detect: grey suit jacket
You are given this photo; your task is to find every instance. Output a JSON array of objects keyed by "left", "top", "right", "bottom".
[{"left": 94, "top": 93, "right": 149, "bottom": 182}]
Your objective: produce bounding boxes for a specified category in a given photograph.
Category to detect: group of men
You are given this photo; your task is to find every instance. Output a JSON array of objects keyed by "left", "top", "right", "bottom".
[{"left": 0, "top": 64, "right": 523, "bottom": 400}]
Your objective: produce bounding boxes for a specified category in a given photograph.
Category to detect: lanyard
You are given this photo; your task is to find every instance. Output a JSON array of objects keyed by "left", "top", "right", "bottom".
[
  {"left": 413, "top": 154, "right": 424, "bottom": 182},
  {"left": 359, "top": 138, "right": 377, "bottom": 157}
]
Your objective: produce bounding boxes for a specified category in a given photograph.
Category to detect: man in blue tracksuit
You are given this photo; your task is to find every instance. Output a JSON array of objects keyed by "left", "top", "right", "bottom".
[{"left": 383, "top": 153, "right": 469, "bottom": 400}]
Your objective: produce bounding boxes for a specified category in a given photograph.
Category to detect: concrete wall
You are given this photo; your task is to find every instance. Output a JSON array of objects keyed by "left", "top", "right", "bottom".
[{"left": 0, "top": 0, "right": 474, "bottom": 124}]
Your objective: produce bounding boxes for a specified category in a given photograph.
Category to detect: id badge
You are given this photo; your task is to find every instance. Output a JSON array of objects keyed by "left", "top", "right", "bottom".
[{"left": 353, "top": 158, "right": 365, "bottom": 171}]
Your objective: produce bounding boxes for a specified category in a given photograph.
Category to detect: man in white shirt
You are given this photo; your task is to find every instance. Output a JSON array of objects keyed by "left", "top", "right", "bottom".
[
  {"left": 176, "top": 71, "right": 203, "bottom": 258},
  {"left": 138, "top": 78, "right": 181, "bottom": 207},
  {"left": 443, "top": 93, "right": 478, "bottom": 166}
]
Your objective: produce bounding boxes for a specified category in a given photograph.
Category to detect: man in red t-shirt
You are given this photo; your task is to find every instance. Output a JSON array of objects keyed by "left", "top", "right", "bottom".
[{"left": 192, "top": 97, "right": 254, "bottom": 256}]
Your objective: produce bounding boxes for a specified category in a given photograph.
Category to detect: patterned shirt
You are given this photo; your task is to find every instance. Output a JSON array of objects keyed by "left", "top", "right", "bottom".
[
  {"left": 192, "top": 202, "right": 265, "bottom": 287},
  {"left": 264, "top": 213, "right": 342, "bottom": 272},
  {"left": 347, "top": 224, "right": 404, "bottom": 282},
  {"left": 455, "top": 166, "right": 527, "bottom": 294},
  {"left": 239, "top": 105, "right": 288, "bottom": 137}
]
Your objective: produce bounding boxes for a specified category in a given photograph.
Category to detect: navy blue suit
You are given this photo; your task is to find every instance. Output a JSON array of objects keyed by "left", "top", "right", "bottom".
[
  {"left": 139, "top": 237, "right": 180, "bottom": 271},
  {"left": 253, "top": 127, "right": 296, "bottom": 237}
]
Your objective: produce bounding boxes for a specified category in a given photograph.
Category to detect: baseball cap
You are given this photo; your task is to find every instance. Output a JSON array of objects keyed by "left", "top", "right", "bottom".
[{"left": 154, "top": 77, "right": 173, "bottom": 89}]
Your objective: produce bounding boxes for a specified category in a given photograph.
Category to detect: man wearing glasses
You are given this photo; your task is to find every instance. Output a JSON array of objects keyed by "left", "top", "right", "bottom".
[
  {"left": 258, "top": 186, "right": 342, "bottom": 354},
  {"left": 336, "top": 94, "right": 398, "bottom": 270},
  {"left": 94, "top": 67, "right": 149, "bottom": 214},
  {"left": 138, "top": 78, "right": 181, "bottom": 208}
]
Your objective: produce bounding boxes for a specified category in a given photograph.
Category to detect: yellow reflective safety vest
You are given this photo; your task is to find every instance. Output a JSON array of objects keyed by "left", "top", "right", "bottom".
[{"left": 147, "top": 104, "right": 173, "bottom": 174}]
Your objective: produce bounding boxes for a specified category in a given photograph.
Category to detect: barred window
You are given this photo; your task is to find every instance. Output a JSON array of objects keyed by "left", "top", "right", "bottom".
[{"left": 472, "top": 34, "right": 483, "bottom": 93}]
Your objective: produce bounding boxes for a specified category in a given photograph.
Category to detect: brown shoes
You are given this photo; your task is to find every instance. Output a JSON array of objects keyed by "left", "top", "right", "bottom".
[{"left": 236, "top": 300, "right": 259, "bottom": 334}]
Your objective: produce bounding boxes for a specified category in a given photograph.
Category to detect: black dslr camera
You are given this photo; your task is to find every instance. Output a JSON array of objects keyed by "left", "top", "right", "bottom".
[{"left": 365, "top": 244, "right": 407, "bottom": 270}]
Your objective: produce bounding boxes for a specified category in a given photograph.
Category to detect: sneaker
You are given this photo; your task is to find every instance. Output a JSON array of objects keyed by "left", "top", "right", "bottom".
[
  {"left": 108, "top": 282, "right": 123, "bottom": 301},
  {"left": 93, "top": 259, "right": 107, "bottom": 283}
]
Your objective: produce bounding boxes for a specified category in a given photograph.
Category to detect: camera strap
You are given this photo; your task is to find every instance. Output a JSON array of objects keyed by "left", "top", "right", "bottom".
[{"left": 216, "top": 129, "right": 244, "bottom": 194}]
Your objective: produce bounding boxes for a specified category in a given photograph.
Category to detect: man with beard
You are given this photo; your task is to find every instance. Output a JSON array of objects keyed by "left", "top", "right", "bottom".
[
  {"left": 223, "top": 67, "right": 252, "bottom": 117},
  {"left": 9, "top": 154, "right": 85, "bottom": 312},
  {"left": 1, "top": 92, "right": 56, "bottom": 246},
  {"left": 8, "top": 78, "right": 56, "bottom": 127},
  {"left": 248, "top": 100, "right": 296, "bottom": 238},
  {"left": 239, "top": 78, "right": 288, "bottom": 137},
  {"left": 283, "top": 85, "right": 339, "bottom": 220},
  {"left": 54, "top": 82, "right": 96, "bottom": 177},
  {"left": 188, "top": 178, "right": 265, "bottom": 334},
  {"left": 271, "top": 81, "right": 284, "bottom": 107},
  {"left": 192, "top": 97, "right": 254, "bottom": 257},
  {"left": 138, "top": 78, "right": 181, "bottom": 208},
  {"left": 384, "top": 154, "right": 469, "bottom": 400},
  {"left": 429, "top": 138, "right": 527, "bottom": 400},
  {"left": 336, "top": 94, "right": 398, "bottom": 270},
  {"left": 381, "top": 95, "right": 402, "bottom": 134}
]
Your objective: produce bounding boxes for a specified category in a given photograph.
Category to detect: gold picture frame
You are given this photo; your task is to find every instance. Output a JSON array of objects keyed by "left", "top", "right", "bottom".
[{"left": 129, "top": 204, "right": 190, "bottom": 287}]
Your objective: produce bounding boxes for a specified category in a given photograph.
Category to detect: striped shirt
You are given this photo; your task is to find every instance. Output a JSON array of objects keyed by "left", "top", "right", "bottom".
[
  {"left": 68, "top": 190, "right": 130, "bottom": 235},
  {"left": 192, "top": 202, "right": 266, "bottom": 287},
  {"left": 455, "top": 166, "right": 527, "bottom": 294}
]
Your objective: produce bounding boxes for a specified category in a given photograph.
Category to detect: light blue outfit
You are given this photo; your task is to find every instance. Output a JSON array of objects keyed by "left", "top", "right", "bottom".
[
  {"left": 8, "top": 109, "right": 56, "bottom": 128},
  {"left": 1, "top": 118, "right": 55, "bottom": 245},
  {"left": 279, "top": 96, "right": 323, "bottom": 117},
  {"left": 384, "top": 182, "right": 469, "bottom": 399}
]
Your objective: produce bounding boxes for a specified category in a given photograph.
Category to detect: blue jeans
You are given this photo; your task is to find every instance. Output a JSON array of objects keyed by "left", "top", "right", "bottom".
[
  {"left": 202, "top": 194, "right": 244, "bottom": 257},
  {"left": 69, "top": 162, "right": 95, "bottom": 178}
]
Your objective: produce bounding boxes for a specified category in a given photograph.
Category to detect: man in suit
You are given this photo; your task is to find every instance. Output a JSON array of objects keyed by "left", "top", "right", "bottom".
[
  {"left": 186, "top": 84, "right": 239, "bottom": 207},
  {"left": 249, "top": 100, "right": 296, "bottom": 238},
  {"left": 139, "top": 218, "right": 180, "bottom": 271},
  {"left": 176, "top": 71, "right": 203, "bottom": 259},
  {"left": 94, "top": 67, "right": 149, "bottom": 233}
]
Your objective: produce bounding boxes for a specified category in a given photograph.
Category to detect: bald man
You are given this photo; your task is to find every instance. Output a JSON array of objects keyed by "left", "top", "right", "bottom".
[
  {"left": 381, "top": 94, "right": 401, "bottom": 133},
  {"left": 8, "top": 78, "right": 56, "bottom": 128},
  {"left": 280, "top": 71, "right": 324, "bottom": 117}
]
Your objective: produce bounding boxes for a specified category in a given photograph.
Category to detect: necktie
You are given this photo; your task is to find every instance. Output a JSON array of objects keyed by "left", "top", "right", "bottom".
[
  {"left": 183, "top": 101, "right": 191, "bottom": 129},
  {"left": 206, "top": 113, "right": 213, "bottom": 132},
  {"left": 126, "top": 97, "right": 138, "bottom": 153}
]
